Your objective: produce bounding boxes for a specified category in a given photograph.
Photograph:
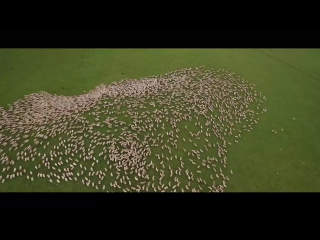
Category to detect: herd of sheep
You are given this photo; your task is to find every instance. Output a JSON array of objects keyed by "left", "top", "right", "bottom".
[{"left": 0, "top": 66, "right": 267, "bottom": 192}]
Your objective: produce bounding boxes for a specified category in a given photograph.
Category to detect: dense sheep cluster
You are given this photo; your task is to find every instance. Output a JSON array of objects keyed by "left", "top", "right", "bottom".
[{"left": 0, "top": 67, "right": 267, "bottom": 192}]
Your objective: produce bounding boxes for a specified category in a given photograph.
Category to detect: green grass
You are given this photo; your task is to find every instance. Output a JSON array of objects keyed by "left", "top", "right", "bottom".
[{"left": 0, "top": 49, "right": 319, "bottom": 192}]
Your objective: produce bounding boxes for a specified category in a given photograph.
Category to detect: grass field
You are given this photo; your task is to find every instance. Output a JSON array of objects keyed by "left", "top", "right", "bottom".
[{"left": 0, "top": 49, "right": 319, "bottom": 192}]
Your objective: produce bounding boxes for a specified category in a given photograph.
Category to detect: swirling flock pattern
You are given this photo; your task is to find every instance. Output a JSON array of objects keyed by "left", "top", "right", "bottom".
[{"left": 0, "top": 67, "right": 267, "bottom": 192}]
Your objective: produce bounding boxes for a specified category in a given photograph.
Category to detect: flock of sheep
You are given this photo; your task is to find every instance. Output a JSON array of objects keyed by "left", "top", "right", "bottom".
[{"left": 0, "top": 66, "right": 267, "bottom": 192}]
